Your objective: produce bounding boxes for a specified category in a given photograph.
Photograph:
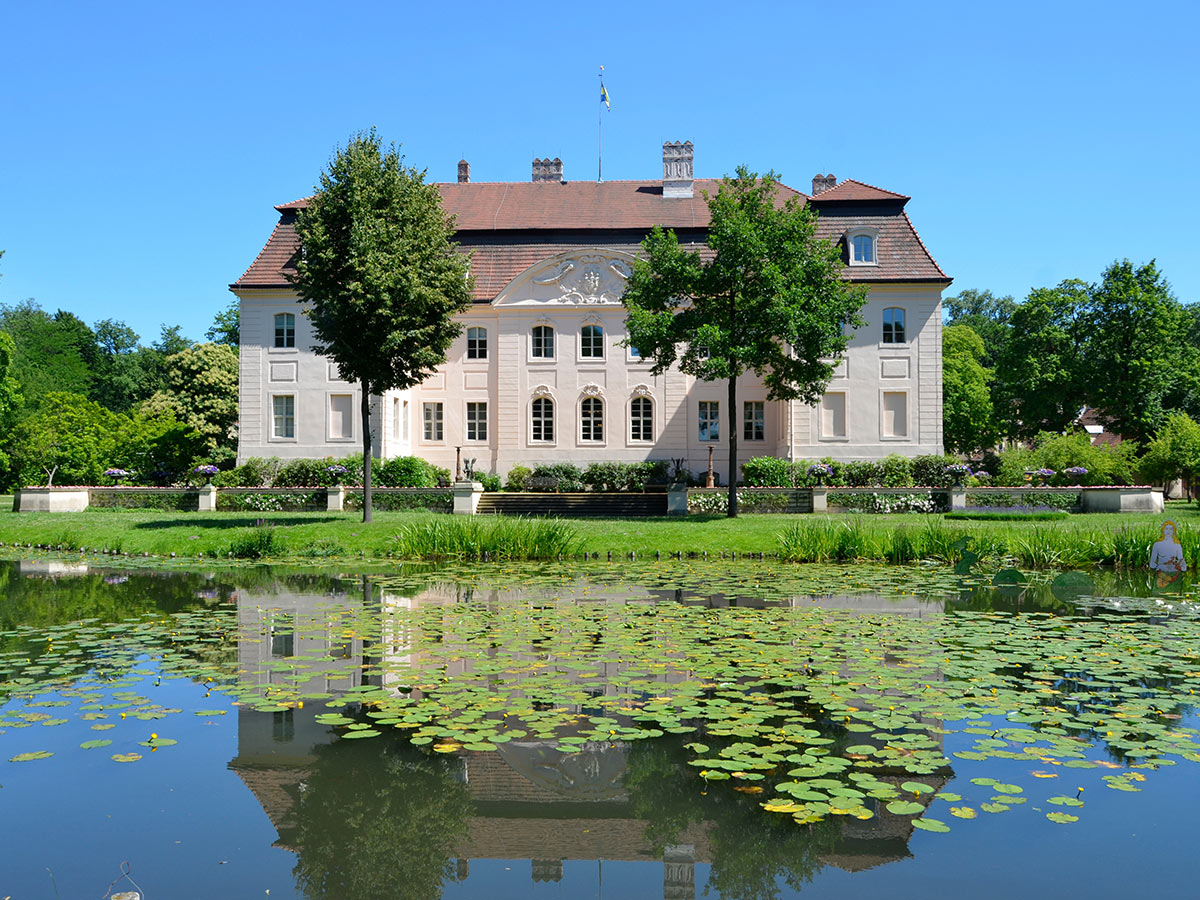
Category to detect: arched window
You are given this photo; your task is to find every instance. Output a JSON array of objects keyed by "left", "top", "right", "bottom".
[
  {"left": 882, "top": 308, "right": 906, "bottom": 343},
  {"left": 580, "top": 324, "right": 604, "bottom": 358},
  {"left": 851, "top": 234, "right": 875, "bottom": 264},
  {"left": 580, "top": 397, "right": 604, "bottom": 442},
  {"left": 466, "top": 327, "right": 487, "bottom": 359},
  {"left": 532, "top": 325, "right": 555, "bottom": 359},
  {"left": 531, "top": 397, "right": 554, "bottom": 442},
  {"left": 630, "top": 397, "right": 653, "bottom": 442},
  {"left": 274, "top": 313, "right": 295, "bottom": 348}
]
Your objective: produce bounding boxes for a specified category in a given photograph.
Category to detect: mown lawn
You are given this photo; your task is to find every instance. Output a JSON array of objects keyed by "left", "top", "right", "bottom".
[{"left": 0, "top": 500, "right": 1195, "bottom": 564}]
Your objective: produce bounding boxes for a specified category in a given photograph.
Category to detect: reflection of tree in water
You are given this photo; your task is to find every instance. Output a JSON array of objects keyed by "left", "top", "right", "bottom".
[
  {"left": 289, "top": 733, "right": 473, "bottom": 900},
  {"left": 626, "top": 738, "right": 841, "bottom": 900}
]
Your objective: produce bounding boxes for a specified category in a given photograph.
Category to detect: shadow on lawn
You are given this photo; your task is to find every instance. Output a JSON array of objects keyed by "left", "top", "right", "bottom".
[{"left": 133, "top": 516, "right": 345, "bottom": 530}]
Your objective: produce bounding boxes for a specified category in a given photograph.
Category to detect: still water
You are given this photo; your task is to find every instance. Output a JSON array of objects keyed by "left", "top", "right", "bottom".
[{"left": 1, "top": 558, "right": 1197, "bottom": 899}]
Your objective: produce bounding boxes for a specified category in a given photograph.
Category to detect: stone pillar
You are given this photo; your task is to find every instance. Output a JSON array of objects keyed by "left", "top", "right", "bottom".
[
  {"left": 811, "top": 486, "right": 827, "bottom": 513},
  {"left": 453, "top": 481, "right": 485, "bottom": 515},
  {"left": 663, "top": 845, "right": 696, "bottom": 900},
  {"left": 327, "top": 486, "right": 345, "bottom": 512},
  {"left": 949, "top": 486, "right": 967, "bottom": 510},
  {"left": 667, "top": 485, "right": 689, "bottom": 516},
  {"left": 197, "top": 484, "right": 218, "bottom": 512}
]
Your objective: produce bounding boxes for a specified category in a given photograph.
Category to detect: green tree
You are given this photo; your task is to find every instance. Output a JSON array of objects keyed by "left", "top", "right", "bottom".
[
  {"left": 142, "top": 342, "right": 239, "bottom": 465},
  {"left": 0, "top": 330, "right": 22, "bottom": 487},
  {"left": 205, "top": 298, "right": 239, "bottom": 345},
  {"left": 91, "top": 318, "right": 161, "bottom": 412},
  {"left": 10, "top": 391, "right": 119, "bottom": 486},
  {"left": 994, "top": 280, "right": 1089, "bottom": 440},
  {"left": 943, "top": 288, "right": 1014, "bottom": 368},
  {"left": 621, "top": 167, "right": 865, "bottom": 516},
  {"left": 1083, "top": 259, "right": 1189, "bottom": 444},
  {"left": 1141, "top": 412, "right": 1200, "bottom": 500},
  {"left": 942, "top": 324, "right": 994, "bottom": 454},
  {"left": 0, "top": 300, "right": 92, "bottom": 405},
  {"left": 291, "top": 129, "right": 473, "bottom": 522}
]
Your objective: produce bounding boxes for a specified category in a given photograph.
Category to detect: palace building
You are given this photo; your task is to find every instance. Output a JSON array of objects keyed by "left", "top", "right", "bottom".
[{"left": 231, "top": 142, "right": 950, "bottom": 479}]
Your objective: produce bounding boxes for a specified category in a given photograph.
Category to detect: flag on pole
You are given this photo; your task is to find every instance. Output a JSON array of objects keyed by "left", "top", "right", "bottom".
[{"left": 600, "top": 82, "right": 610, "bottom": 109}]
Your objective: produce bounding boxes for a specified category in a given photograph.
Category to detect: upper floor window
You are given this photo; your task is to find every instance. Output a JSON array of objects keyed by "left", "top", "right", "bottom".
[
  {"left": 580, "top": 397, "right": 604, "bottom": 442},
  {"left": 274, "top": 313, "right": 295, "bottom": 348},
  {"left": 580, "top": 324, "right": 604, "bottom": 359},
  {"left": 850, "top": 234, "right": 875, "bottom": 264},
  {"left": 532, "top": 325, "right": 555, "bottom": 359},
  {"left": 882, "top": 307, "right": 906, "bottom": 344},
  {"left": 628, "top": 344, "right": 642, "bottom": 360},
  {"left": 466, "top": 327, "right": 487, "bottom": 360},
  {"left": 630, "top": 397, "right": 653, "bottom": 442}
]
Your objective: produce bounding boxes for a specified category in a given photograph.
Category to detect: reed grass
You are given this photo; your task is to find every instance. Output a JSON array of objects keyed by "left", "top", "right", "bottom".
[{"left": 391, "top": 516, "right": 583, "bottom": 561}]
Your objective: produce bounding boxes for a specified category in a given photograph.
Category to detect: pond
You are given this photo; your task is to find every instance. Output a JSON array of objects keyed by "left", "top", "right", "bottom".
[{"left": 1, "top": 557, "right": 1198, "bottom": 899}]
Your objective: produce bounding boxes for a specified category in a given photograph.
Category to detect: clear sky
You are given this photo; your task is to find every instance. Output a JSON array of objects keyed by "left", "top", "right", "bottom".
[{"left": 2, "top": 0, "right": 1196, "bottom": 344}]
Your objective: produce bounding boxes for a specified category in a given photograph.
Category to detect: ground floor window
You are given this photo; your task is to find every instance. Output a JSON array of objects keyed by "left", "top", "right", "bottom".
[
  {"left": 272, "top": 395, "right": 295, "bottom": 439},
  {"left": 467, "top": 401, "right": 488, "bottom": 441},
  {"left": 423, "top": 402, "right": 444, "bottom": 441},
  {"left": 630, "top": 397, "right": 652, "bottom": 441},
  {"left": 532, "top": 397, "right": 554, "bottom": 442},
  {"left": 698, "top": 401, "right": 720, "bottom": 442},
  {"left": 744, "top": 401, "right": 765, "bottom": 441},
  {"left": 581, "top": 397, "right": 604, "bottom": 442}
]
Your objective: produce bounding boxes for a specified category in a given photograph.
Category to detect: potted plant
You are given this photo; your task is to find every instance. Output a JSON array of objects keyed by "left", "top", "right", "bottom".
[
  {"left": 944, "top": 463, "right": 972, "bottom": 488},
  {"left": 192, "top": 464, "right": 219, "bottom": 487}
]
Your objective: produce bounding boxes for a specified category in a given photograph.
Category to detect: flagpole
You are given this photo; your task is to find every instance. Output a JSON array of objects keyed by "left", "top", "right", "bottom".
[{"left": 598, "top": 65, "right": 604, "bottom": 182}]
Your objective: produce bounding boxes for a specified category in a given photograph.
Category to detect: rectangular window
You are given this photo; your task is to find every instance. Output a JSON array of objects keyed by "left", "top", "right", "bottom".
[
  {"left": 402, "top": 400, "right": 409, "bottom": 441},
  {"left": 466, "top": 402, "right": 488, "bottom": 441},
  {"left": 820, "top": 392, "right": 847, "bottom": 439},
  {"left": 392, "top": 398, "right": 400, "bottom": 439},
  {"left": 629, "top": 345, "right": 642, "bottom": 359},
  {"left": 532, "top": 325, "right": 555, "bottom": 359},
  {"left": 274, "top": 313, "right": 295, "bottom": 348},
  {"left": 329, "top": 393, "right": 353, "bottom": 440},
  {"left": 698, "top": 401, "right": 720, "bottom": 442},
  {"left": 630, "top": 397, "right": 653, "bottom": 442},
  {"left": 272, "top": 395, "right": 295, "bottom": 439},
  {"left": 423, "top": 402, "right": 444, "bottom": 441},
  {"left": 882, "top": 308, "right": 906, "bottom": 343},
  {"left": 580, "top": 325, "right": 604, "bottom": 359},
  {"left": 270, "top": 613, "right": 294, "bottom": 657},
  {"left": 882, "top": 391, "right": 908, "bottom": 438},
  {"left": 743, "top": 401, "right": 765, "bottom": 441},
  {"left": 467, "top": 327, "right": 487, "bottom": 360}
]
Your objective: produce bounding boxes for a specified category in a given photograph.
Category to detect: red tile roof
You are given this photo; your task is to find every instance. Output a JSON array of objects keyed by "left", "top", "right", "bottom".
[
  {"left": 810, "top": 179, "right": 910, "bottom": 203},
  {"left": 234, "top": 177, "right": 949, "bottom": 294}
]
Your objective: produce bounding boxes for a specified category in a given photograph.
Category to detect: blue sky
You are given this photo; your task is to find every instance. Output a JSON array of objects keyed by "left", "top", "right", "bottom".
[{"left": 1, "top": 0, "right": 1196, "bottom": 344}]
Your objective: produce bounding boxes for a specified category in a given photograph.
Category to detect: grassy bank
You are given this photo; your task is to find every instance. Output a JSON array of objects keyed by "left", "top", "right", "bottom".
[{"left": 0, "top": 503, "right": 1196, "bottom": 567}]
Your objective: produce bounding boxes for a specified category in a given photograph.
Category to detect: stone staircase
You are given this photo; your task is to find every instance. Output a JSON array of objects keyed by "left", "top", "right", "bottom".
[{"left": 476, "top": 492, "right": 669, "bottom": 517}]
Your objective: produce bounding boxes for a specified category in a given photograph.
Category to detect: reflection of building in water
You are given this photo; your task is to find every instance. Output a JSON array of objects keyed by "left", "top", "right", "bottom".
[
  {"left": 229, "top": 579, "right": 945, "bottom": 894},
  {"left": 17, "top": 559, "right": 90, "bottom": 577}
]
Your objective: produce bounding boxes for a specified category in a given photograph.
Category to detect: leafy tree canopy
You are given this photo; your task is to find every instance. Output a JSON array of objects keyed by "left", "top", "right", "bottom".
[
  {"left": 291, "top": 128, "right": 473, "bottom": 521},
  {"left": 622, "top": 166, "right": 866, "bottom": 515},
  {"left": 205, "top": 298, "right": 239, "bottom": 345},
  {"left": 141, "top": 342, "right": 239, "bottom": 465},
  {"left": 942, "top": 324, "right": 994, "bottom": 454},
  {"left": 0, "top": 299, "right": 93, "bottom": 405},
  {"left": 1140, "top": 412, "right": 1200, "bottom": 498},
  {"left": 943, "top": 287, "right": 1014, "bottom": 368},
  {"left": 10, "top": 391, "right": 120, "bottom": 486}
]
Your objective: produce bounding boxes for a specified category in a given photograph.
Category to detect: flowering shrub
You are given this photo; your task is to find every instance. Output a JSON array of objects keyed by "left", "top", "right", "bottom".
[
  {"left": 828, "top": 492, "right": 945, "bottom": 514},
  {"left": 687, "top": 490, "right": 791, "bottom": 514}
]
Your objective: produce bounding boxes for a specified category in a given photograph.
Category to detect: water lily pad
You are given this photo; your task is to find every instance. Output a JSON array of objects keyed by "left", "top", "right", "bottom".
[
  {"left": 912, "top": 817, "right": 950, "bottom": 832},
  {"left": 1046, "top": 812, "right": 1079, "bottom": 824},
  {"left": 9, "top": 750, "right": 53, "bottom": 762}
]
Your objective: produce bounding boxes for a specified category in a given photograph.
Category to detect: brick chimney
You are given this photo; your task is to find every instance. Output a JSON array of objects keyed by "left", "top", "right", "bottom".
[
  {"left": 457, "top": 159, "right": 470, "bottom": 183},
  {"left": 532, "top": 157, "right": 563, "bottom": 183},
  {"left": 663, "top": 141, "right": 694, "bottom": 199},
  {"left": 811, "top": 173, "right": 836, "bottom": 195}
]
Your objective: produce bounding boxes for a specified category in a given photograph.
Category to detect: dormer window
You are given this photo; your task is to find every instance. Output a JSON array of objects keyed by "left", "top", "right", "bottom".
[{"left": 847, "top": 229, "right": 878, "bottom": 266}]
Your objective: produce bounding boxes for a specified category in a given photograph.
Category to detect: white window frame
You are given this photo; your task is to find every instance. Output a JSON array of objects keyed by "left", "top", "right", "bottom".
[
  {"left": 698, "top": 401, "right": 720, "bottom": 442},
  {"left": 531, "top": 324, "right": 555, "bottom": 360},
  {"left": 629, "top": 396, "right": 653, "bottom": 443},
  {"left": 466, "top": 401, "right": 488, "bottom": 442},
  {"left": 272, "top": 312, "right": 296, "bottom": 351},
  {"left": 743, "top": 401, "right": 765, "bottom": 442},
  {"left": 531, "top": 397, "right": 555, "bottom": 443},
  {"left": 270, "top": 394, "right": 296, "bottom": 441},
  {"left": 580, "top": 397, "right": 604, "bottom": 443},
  {"left": 580, "top": 324, "right": 605, "bottom": 360},
  {"left": 402, "top": 399, "right": 409, "bottom": 442},
  {"left": 881, "top": 307, "right": 907, "bottom": 345},
  {"left": 327, "top": 393, "right": 355, "bottom": 442},
  {"left": 466, "top": 326, "right": 488, "bottom": 360},
  {"left": 847, "top": 228, "right": 878, "bottom": 267},
  {"left": 819, "top": 391, "right": 848, "bottom": 441},
  {"left": 422, "top": 402, "right": 444, "bottom": 442},
  {"left": 880, "top": 389, "right": 910, "bottom": 441}
]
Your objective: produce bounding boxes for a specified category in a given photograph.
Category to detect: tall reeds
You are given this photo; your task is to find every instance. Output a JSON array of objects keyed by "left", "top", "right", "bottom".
[{"left": 392, "top": 516, "right": 583, "bottom": 561}]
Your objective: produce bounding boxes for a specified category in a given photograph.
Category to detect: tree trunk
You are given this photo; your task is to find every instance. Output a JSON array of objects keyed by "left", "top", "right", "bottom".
[
  {"left": 361, "top": 378, "right": 373, "bottom": 524},
  {"left": 727, "top": 374, "right": 738, "bottom": 518}
]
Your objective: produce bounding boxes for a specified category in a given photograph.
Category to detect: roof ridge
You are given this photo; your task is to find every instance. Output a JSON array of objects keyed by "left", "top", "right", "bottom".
[{"left": 826, "top": 178, "right": 909, "bottom": 200}]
